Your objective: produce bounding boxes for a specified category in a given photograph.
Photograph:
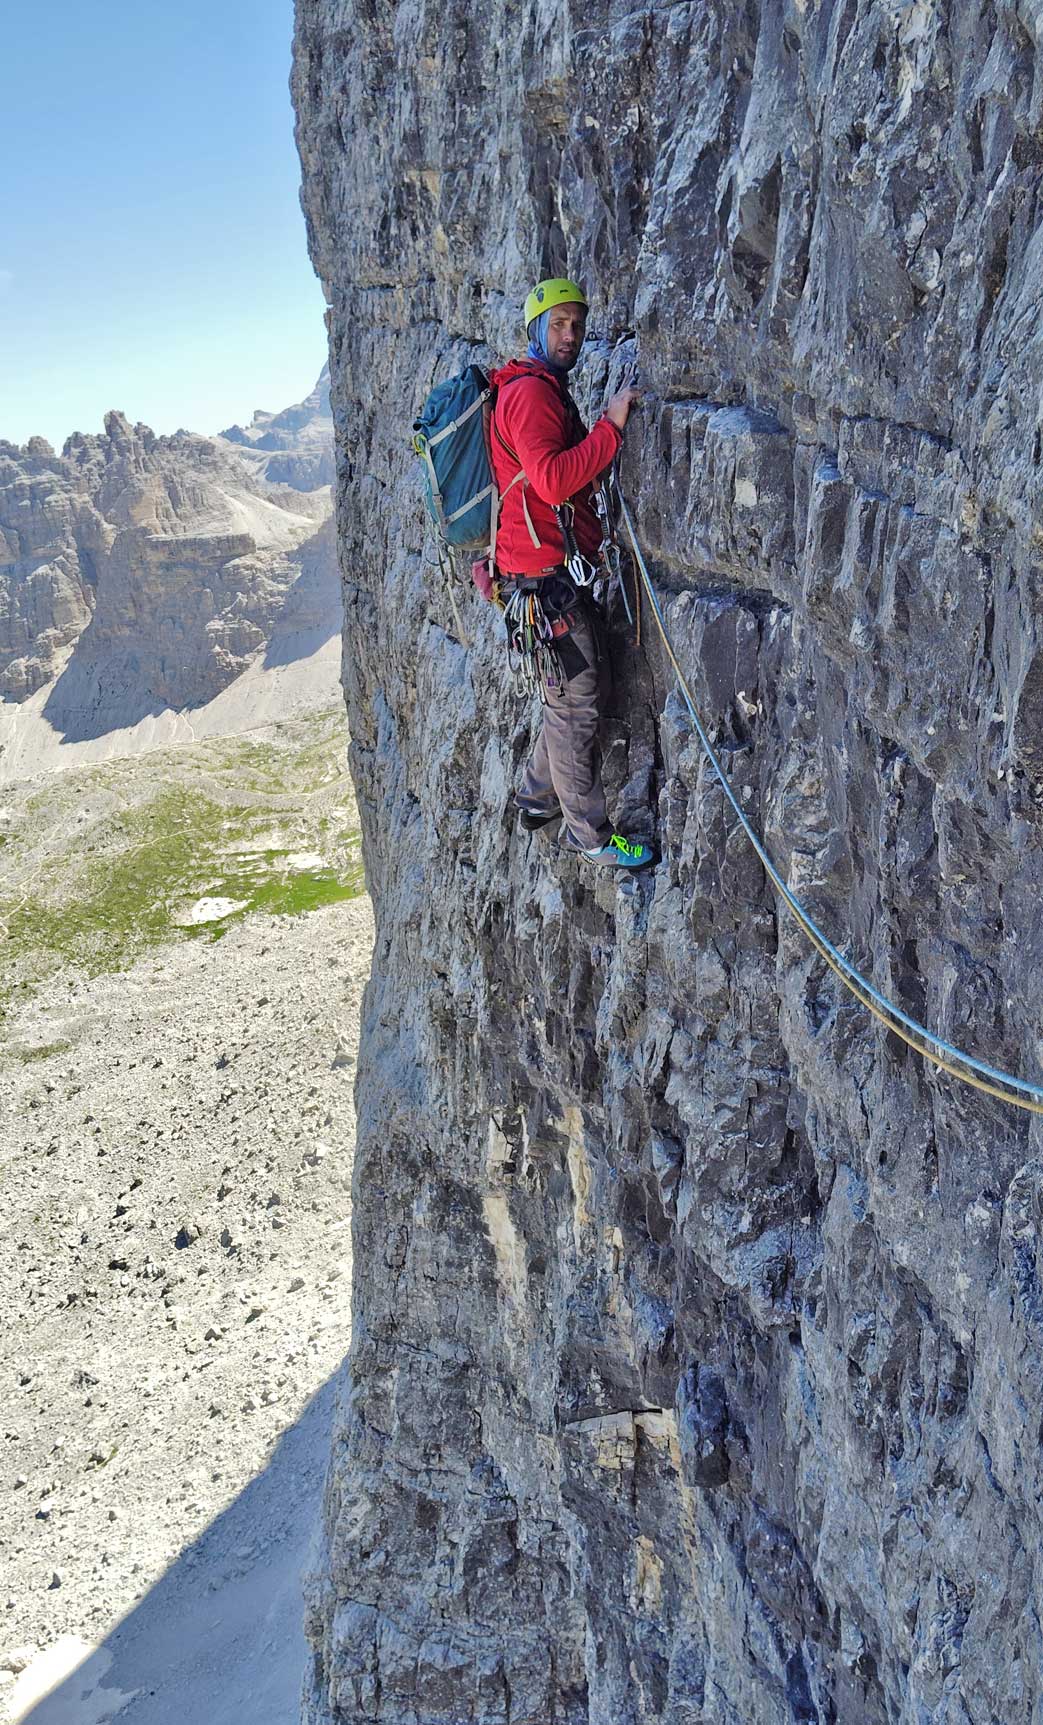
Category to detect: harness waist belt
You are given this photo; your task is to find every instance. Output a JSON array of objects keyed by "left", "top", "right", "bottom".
[{"left": 499, "top": 572, "right": 565, "bottom": 593}]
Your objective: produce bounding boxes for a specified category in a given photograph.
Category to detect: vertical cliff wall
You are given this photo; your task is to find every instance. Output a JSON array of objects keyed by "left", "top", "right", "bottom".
[{"left": 292, "top": 3, "right": 1043, "bottom": 1719}]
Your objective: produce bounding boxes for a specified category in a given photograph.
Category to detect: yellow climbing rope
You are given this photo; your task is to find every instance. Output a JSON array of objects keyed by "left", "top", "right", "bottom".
[{"left": 618, "top": 493, "right": 1043, "bottom": 1117}]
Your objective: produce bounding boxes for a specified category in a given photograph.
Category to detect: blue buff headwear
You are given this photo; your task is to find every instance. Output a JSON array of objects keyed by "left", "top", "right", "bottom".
[{"left": 526, "top": 308, "right": 573, "bottom": 374}]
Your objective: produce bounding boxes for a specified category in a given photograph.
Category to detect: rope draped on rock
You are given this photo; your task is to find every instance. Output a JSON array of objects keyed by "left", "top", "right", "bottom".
[{"left": 618, "top": 492, "right": 1043, "bottom": 1117}]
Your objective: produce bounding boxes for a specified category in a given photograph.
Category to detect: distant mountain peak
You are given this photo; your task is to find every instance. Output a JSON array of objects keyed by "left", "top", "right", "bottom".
[{"left": 216, "top": 365, "right": 333, "bottom": 490}]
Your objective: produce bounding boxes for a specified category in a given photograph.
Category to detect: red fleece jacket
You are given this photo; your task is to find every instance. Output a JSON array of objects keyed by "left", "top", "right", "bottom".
[{"left": 489, "top": 358, "right": 622, "bottom": 576}]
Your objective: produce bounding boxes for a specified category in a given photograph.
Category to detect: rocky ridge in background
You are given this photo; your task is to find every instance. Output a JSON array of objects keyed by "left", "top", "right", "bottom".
[
  {"left": 0, "top": 373, "right": 335, "bottom": 736},
  {"left": 294, "top": 3, "right": 1043, "bottom": 1723},
  {"left": 218, "top": 365, "right": 335, "bottom": 490}
]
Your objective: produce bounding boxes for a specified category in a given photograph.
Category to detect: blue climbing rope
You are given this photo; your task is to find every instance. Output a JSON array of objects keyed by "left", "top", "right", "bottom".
[{"left": 619, "top": 492, "right": 1043, "bottom": 1116}]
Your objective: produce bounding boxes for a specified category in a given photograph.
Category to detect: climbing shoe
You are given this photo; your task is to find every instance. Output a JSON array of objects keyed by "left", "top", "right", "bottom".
[
  {"left": 514, "top": 796, "right": 562, "bottom": 831},
  {"left": 565, "top": 831, "right": 655, "bottom": 869}
]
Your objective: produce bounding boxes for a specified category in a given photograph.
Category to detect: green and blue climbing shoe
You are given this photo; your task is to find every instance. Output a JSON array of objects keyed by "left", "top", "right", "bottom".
[{"left": 566, "top": 830, "right": 656, "bottom": 868}]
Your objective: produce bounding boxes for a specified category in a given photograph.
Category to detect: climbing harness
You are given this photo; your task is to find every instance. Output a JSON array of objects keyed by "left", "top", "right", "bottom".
[
  {"left": 498, "top": 472, "right": 638, "bottom": 698},
  {"left": 618, "top": 489, "right": 1043, "bottom": 1117}
]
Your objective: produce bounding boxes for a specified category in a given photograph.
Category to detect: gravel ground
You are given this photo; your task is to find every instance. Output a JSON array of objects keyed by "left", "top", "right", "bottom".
[{"left": 0, "top": 801, "right": 373, "bottom": 1721}]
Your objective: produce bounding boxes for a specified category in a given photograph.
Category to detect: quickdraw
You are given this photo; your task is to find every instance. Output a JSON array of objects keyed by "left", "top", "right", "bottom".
[
  {"left": 546, "top": 467, "right": 641, "bottom": 639},
  {"left": 501, "top": 575, "right": 587, "bottom": 700},
  {"left": 503, "top": 584, "right": 561, "bottom": 695},
  {"left": 553, "top": 500, "right": 599, "bottom": 589},
  {"left": 592, "top": 459, "right": 640, "bottom": 644}
]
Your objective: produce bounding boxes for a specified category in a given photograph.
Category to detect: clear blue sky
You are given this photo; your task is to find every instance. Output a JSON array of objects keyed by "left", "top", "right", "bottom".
[{"left": 0, "top": 0, "right": 329, "bottom": 449}]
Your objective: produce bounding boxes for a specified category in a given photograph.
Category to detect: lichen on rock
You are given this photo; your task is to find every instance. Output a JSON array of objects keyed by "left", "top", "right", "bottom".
[{"left": 293, "top": 2, "right": 1043, "bottom": 1720}]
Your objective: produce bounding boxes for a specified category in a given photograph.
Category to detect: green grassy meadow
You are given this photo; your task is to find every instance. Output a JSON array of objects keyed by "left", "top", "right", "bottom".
[{"left": 0, "top": 706, "right": 364, "bottom": 1010}]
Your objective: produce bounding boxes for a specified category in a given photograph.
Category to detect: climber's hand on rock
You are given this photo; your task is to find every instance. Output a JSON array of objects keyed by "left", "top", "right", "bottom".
[{"left": 606, "top": 385, "right": 640, "bottom": 431}]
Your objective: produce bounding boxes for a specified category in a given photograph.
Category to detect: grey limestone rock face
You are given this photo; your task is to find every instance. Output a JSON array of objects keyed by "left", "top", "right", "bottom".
[
  {"left": 293, "top": 2, "right": 1043, "bottom": 1720},
  {"left": 0, "top": 436, "right": 105, "bottom": 700}
]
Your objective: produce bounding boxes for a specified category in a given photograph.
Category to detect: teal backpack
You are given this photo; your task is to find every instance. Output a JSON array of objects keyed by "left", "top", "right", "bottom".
[
  {"left": 412, "top": 366, "right": 536, "bottom": 594},
  {"left": 412, "top": 365, "right": 496, "bottom": 552}
]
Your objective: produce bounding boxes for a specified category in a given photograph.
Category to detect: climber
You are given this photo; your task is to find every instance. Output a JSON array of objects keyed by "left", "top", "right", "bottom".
[{"left": 488, "top": 277, "right": 653, "bottom": 869}]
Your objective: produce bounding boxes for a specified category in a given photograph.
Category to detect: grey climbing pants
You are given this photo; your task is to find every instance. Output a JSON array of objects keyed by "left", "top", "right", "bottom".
[{"left": 518, "top": 608, "right": 611, "bottom": 850}]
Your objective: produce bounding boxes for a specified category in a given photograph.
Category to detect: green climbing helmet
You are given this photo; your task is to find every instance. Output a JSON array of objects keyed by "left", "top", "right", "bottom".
[{"left": 524, "top": 277, "right": 589, "bottom": 330}]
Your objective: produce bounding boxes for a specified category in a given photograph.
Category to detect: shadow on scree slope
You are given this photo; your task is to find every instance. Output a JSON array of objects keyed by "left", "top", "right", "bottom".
[{"left": 16, "top": 1371, "right": 342, "bottom": 1725}]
